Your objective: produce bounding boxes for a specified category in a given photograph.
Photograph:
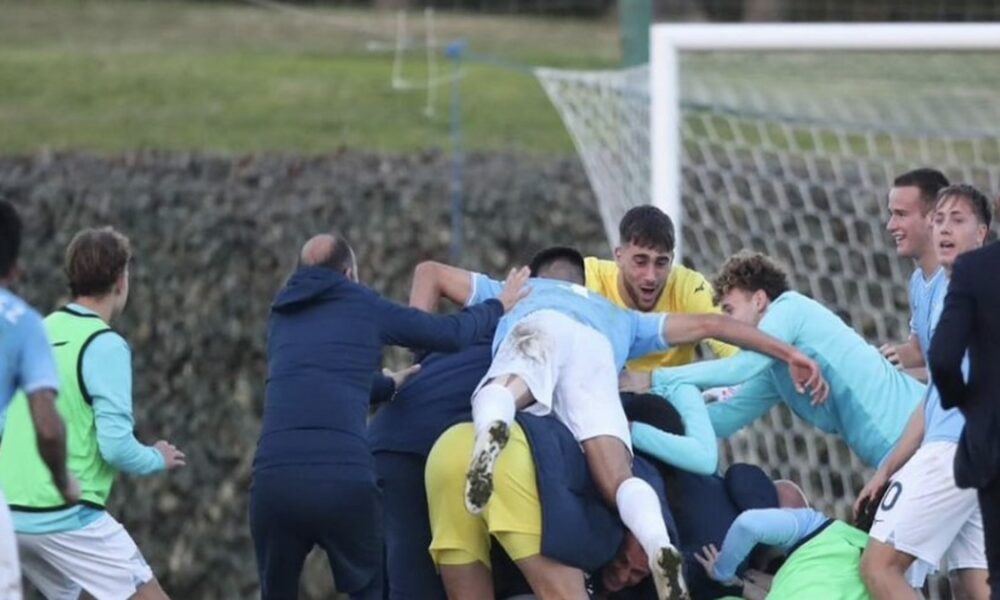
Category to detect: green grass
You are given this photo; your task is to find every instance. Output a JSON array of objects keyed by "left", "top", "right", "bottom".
[{"left": 0, "top": 0, "right": 622, "bottom": 155}]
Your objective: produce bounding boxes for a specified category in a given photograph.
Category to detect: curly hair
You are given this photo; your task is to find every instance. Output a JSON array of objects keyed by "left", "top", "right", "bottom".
[{"left": 711, "top": 251, "right": 790, "bottom": 303}]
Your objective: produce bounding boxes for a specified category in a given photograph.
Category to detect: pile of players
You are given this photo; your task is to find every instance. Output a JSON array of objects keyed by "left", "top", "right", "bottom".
[
  {"left": 1, "top": 167, "right": 998, "bottom": 600},
  {"left": 249, "top": 168, "right": 998, "bottom": 600}
]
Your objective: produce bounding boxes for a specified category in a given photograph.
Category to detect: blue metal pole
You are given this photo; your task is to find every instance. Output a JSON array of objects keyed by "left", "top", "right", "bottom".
[{"left": 447, "top": 41, "right": 466, "bottom": 265}]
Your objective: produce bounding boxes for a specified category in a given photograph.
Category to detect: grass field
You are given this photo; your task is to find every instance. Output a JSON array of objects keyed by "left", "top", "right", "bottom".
[{"left": 0, "top": 0, "right": 621, "bottom": 155}]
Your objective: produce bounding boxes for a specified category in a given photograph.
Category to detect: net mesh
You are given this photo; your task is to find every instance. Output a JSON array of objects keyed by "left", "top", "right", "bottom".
[{"left": 536, "top": 52, "right": 1000, "bottom": 534}]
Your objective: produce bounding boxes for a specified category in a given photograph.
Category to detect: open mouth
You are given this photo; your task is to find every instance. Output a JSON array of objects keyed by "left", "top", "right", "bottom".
[{"left": 939, "top": 240, "right": 956, "bottom": 252}]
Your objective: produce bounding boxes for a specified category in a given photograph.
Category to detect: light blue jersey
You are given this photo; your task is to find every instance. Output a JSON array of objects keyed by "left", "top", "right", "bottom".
[
  {"left": 909, "top": 267, "right": 947, "bottom": 359},
  {"left": 13, "top": 303, "right": 164, "bottom": 534},
  {"left": 922, "top": 278, "right": 967, "bottom": 444},
  {"left": 0, "top": 287, "right": 58, "bottom": 413},
  {"left": 468, "top": 273, "right": 667, "bottom": 371},
  {"left": 653, "top": 291, "right": 924, "bottom": 467},
  {"left": 713, "top": 508, "right": 829, "bottom": 582}
]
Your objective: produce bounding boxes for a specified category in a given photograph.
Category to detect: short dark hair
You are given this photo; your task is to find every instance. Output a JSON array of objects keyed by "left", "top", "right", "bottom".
[
  {"left": 528, "top": 246, "right": 585, "bottom": 284},
  {"left": 936, "top": 183, "right": 993, "bottom": 228},
  {"left": 712, "top": 251, "right": 790, "bottom": 303},
  {"left": 892, "top": 168, "right": 950, "bottom": 212},
  {"left": 623, "top": 392, "right": 684, "bottom": 436},
  {"left": 0, "top": 201, "right": 22, "bottom": 279},
  {"left": 65, "top": 227, "right": 132, "bottom": 298},
  {"left": 618, "top": 205, "right": 675, "bottom": 253}
]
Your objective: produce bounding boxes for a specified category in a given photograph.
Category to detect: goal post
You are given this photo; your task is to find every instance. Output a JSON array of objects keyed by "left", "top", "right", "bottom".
[
  {"left": 538, "top": 24, "right": 1000, "bottom": 539},
  {"left": 651, "top": 23, "right": 1000, "bottom": 258}
]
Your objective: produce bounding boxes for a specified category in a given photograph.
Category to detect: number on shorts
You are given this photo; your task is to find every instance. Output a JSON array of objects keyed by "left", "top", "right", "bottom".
[{"left": 880, "top": 481, "right": 903, "bottom": 512}]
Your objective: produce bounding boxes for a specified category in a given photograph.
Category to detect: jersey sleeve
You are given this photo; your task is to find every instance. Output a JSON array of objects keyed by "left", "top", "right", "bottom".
[
  {"left": 85, "top": 333, "right": 166, "bottom": 475},
  {"left": 627, "top": 312, "right": 668, "bottom": 360},
  {"left": 712, "top": 508, "right": 821, "bottom": 582},
  {"left": 467, "top": 272, "right": 504, "bottom": 306},
  {"left": 16, "top": 309, "right": 59, "bottom": 395},
  {"left": 632, "top": 380, "right": 718, "bottom": 474}
]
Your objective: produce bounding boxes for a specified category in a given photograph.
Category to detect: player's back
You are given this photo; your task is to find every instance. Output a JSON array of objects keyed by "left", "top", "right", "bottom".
[
  {"left": 0, "top": 287, "right": 40, "bottom": 408},
  {"left": 497, "top": 278, "right": 647, "bottom": 370},
  {"left": 762, "top": 292, "right": 924, "bottom": 466}
]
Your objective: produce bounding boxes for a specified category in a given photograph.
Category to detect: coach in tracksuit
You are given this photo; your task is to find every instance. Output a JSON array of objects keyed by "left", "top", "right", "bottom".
[{"left": 249, "top": 233, "right": 525, "bottom": 600}]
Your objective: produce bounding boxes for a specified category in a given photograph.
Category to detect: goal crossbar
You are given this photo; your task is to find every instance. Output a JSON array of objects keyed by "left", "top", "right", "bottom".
[{"left": 651, "top": 23, "right": 1000, "bottom": 257}]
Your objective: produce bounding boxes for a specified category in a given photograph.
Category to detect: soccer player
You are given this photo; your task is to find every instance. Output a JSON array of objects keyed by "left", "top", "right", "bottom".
[
  {"left": 0, "top": 201, "right": 76, "bottom": 599},
  {"left": 929, "top": 227, "right": 1000, "bottom": 597},
  {"left": 0, "top": 226, "right": 184, "bottom": 600},
  {"left": 413, "top": 205, "right": 737, "bottom": 371},
  {"left": 695, "top": 502, "right": 874, "bottom": 600},
  {"left": 857, "top": 184, "right": 992, "bottom": 600},
  {"left": 412, "top": 246, "right": 824, "bottom": 600},
  {"left": 623, "top": 251, "right": 925, "bottom": 470},
  {"left": 425, "top": 388, "right": 701, "bottom": 600},
  {"left": 584, "top": 205, "right": 737, "bottom": 369},
  {"left": 250, "top": 232, "right": 526, "bottom": 600},
  {"left": 880, "top": 168, "right": 951, "bottom": 382}
]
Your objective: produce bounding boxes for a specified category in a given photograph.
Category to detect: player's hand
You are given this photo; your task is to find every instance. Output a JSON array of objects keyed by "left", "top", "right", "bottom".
[
  {"left": 154, "top": 440, "right": 187, "bottom": 470},
  {"left": 383, "top": 364, "right": 421, "bottom": 392},
  {"left": 742, "top": 570, "right": 773, "bottom": 600},
  {"left": 853, "top": 469, "right": 888, "bottom": 521},
  {"left": 54, "top": 473, "right": 80, "bottom": 505},
  {"left": 618, "top": 370, "right": 652, "bottom": 394},
  {"left": 879, "top": 343, "right": 902, "bottom": 368},
  {"left": 694, "top": 544, "right": 736, "bottom": 585},
  {"left": 787, "top": 351, "right": 828, "bottom": 405},
  {"left": 498, "top": 266, "right": 531, "bottom": 313}
]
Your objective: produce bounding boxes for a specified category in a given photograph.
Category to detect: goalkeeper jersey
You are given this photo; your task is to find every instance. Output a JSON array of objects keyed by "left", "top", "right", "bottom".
[{"left": 583, "top": 257, "right": 738, "bottom": 370}]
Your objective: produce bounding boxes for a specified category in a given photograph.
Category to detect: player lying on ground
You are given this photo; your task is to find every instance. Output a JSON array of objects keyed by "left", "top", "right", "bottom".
[
  {"left": 622, "top": 250, "right": 925, "bottom": 470},
  {"left": 695, "top": 485, "right": 874, "bottom": 600},
  {"left": 412, "top": 246, "right": 826, "bottom": 600}
]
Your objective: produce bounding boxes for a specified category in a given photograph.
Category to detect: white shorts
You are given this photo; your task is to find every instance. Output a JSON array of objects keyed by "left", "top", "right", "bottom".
[
  {"left": 869, "top": 441, "right": 987, "bottom": 586},
  {"left": 0, "top": 492, "right": 23, "bottom": 600},
  {"left": 17, "top": 513, "right": 154, "bottom": 600},
  {"left": 476, "top": 310, "right": 631, "bottom": 451}
]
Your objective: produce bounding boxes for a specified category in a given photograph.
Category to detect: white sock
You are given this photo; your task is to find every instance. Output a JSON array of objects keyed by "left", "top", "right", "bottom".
[
  {"left": 616, "top": 477, "right": 672, "bottom": 559},
  {"left": 471, "top": 383, "right": 516, "bottom": 436}
]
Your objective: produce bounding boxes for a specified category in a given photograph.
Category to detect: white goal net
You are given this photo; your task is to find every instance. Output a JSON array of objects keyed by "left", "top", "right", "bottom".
[{"left": 536, "top": 44, "right": 1000, "bottom": 536}]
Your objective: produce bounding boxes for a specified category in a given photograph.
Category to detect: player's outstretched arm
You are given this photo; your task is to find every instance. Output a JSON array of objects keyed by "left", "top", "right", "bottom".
[
  {"left": 409, "top": 260, "right": 475, "bottom": 311},
  {"left": 663, "top": 314, "right": 828, "bottom": 403},
  {"left": 27, "top": 389, "right": 78, "bottom": 504}
]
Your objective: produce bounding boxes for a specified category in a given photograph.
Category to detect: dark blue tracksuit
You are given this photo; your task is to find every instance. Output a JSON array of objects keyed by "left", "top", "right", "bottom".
[
  {"left": 249, "top": 267, "right": 502, "bottom": 600},
  {"left": 369, "top": 339, "right": 494, "bottom": 600}
]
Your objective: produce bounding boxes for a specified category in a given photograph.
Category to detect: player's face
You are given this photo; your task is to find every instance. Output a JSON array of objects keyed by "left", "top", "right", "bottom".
[
  {"left": 615, "top": 242, "right": 673, "bottom": 312},
  {"left": 932, "top": 196, "right": 987, "bottom": 271},
  {"left": 601, "top": 534, "right": 650, "bottom": 592},
  {"left": 719, "top": 288, "right": 765, "bottom": 326},
  {"left": 886, "top": 186, "right": 932, "bottom": 259}
]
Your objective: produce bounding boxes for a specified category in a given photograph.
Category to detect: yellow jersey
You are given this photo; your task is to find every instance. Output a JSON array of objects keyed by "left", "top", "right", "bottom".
[{"left": 584, "top": 257, "right": 738, "bottom": 371}]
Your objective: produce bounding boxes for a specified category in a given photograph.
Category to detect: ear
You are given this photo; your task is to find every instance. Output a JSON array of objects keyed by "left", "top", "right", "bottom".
[
  {"left": 114, "top": 270, "right": 127, "bottom": 294},
  {"left": 752, "top": 289, "right": 769, "bottom": 311},
  {"left": 613, "top": 246, "right": 623, "bottom": 261},
  {"left": 977, "top": 223, "right": 989, "bottom": 246},
  {"left": 345, "top": 266, "right": 357, "bottom": 283}
]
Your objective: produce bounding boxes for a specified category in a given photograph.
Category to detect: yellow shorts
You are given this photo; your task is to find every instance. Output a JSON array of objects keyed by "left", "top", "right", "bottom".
[{"left": 426, "top": 422, "right": 542, "bottom": 568}]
